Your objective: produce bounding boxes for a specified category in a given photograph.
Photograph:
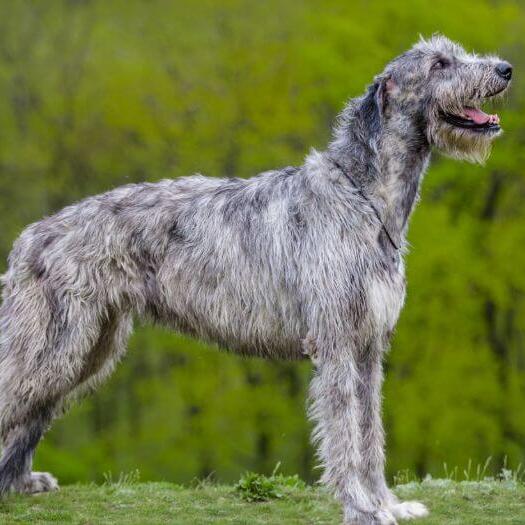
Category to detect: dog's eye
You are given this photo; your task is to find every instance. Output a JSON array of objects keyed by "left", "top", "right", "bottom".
[{"left": 432, "top": 58, "right": 450, "bottom": 71}]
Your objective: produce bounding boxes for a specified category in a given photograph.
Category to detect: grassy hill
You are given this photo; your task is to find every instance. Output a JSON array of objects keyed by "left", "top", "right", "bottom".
[{"left": 0, "top": 475, "right": 524, "bottom": 524}]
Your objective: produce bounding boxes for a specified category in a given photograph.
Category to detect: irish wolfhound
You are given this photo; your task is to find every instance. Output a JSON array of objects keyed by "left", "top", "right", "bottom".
[{"left": 0, "top": 35, "right": 512, "bottom": 524}]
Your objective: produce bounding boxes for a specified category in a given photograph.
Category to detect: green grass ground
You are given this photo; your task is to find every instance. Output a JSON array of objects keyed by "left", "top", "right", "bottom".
[{"left": 0, "top": 478, "right": 524, "bottom": 524}]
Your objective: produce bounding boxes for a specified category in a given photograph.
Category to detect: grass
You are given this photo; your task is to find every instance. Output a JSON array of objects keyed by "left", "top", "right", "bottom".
[{"left": 0, "top": 474, "right": 524, "bottom": 524}]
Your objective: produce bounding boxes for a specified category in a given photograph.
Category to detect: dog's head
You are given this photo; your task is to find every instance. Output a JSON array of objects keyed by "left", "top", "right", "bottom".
[{"left": 370, "top": 35, "right": 512, "bottom": 163}]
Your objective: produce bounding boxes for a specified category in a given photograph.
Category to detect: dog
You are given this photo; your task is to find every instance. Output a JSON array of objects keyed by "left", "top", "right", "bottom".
[{"left": 0, "top": 35, "right": 511, "bottom": 524}]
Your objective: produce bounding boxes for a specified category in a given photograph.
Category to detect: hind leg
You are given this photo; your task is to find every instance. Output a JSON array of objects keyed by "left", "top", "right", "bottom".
[
  {"left": 0, "top": 396, "right": 58, "bottom": 495},
  {"left": 0, "top": 371, "right": 68, "bottom": 495},
  {"left": 0, "top": 311, "right": 132, "bottom": 496},
  {"left": 0, "top": 312, "right": 63, "bottom": 496},
  {"left": 0, "top": 290, "right": 131, "bottom": 496}
]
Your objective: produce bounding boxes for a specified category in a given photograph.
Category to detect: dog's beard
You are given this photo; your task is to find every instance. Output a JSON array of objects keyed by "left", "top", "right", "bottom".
[{"left": 428, "top": 119, "right": 498, "bottom": 164}]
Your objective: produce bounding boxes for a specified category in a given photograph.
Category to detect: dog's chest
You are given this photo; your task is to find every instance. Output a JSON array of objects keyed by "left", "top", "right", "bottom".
[{"left": 366, "top": 268, "right": 406, "bottom": 333}]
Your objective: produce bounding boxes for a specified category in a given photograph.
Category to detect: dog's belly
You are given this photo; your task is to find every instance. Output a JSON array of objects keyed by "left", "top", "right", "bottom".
[
  {"left": 155, "top": 284, "right": 306, "bottom": 360},
  {"left": 166, "top": 310, "right": 305, "bottom": 360}
]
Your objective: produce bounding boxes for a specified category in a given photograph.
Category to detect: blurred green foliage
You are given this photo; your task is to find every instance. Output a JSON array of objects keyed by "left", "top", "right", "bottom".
[{"left": 0, "top": 0, "right": 524, "bottom": 485}]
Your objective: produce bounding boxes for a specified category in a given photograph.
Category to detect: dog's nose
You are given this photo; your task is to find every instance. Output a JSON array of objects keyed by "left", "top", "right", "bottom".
[{"left": 496, "top": 61, "right": 513, "bottom": 81}]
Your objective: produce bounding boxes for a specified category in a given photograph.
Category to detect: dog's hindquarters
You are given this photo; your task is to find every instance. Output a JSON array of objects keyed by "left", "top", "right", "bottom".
[{"left": 0, "top": 253, "right": 132, "bottom": 495}]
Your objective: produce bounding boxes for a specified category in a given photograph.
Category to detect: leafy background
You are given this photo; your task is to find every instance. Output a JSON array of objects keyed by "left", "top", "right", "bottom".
[{"left": 0, "top": 0, "right": 524, "bottom": 485}]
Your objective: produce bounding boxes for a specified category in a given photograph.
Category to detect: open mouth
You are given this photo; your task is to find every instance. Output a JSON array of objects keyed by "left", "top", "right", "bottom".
[{"left": 440, "top": 106, "right": 501, "bottom": 133}]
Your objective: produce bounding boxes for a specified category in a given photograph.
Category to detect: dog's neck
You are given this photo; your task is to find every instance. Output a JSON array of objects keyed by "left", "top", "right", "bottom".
[{"left": 328, "top": 95, "right": 431, "bottom": 248}]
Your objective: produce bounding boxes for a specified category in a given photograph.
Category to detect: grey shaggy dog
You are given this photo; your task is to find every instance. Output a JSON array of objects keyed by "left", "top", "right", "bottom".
[{"left": 0, "top": 35, "right": 512, "bottom": 524}]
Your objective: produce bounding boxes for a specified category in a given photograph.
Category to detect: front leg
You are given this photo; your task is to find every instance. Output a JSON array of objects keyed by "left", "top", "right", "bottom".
[
  {"left": 308, "top": 336, "right": 397, "bottom": 525},
  {"left": 356, "top": 339, "right": 428, "bottom": 521}
]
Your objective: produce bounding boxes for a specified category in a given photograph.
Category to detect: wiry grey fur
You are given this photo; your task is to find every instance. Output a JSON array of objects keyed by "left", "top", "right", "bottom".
[{"left": 0, "top": 36, "right": 511, "bottom": 524}]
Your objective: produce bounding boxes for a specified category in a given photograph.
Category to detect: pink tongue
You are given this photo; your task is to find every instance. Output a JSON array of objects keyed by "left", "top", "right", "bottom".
[{"left": 463, "top": 107, "right": 491, "bottom": 125}]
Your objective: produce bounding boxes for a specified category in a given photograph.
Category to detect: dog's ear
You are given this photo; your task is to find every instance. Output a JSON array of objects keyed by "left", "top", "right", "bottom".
[
  {"left": 374, "top": 75, "right": 396, "bottom": 116},
  {"left": 361, "top": 76, "right": 393, "bottom": 135}
]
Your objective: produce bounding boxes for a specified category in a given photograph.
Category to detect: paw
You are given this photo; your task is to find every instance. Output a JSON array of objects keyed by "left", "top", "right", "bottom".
[
  {"left": 374, "top": 509, "right": 398, "bottom": 525},
  {"left": 389, "top": 501, "right": 428, "bottom": 520},
  {"left": 344, "top": 508, "right": 398, "bottom": 525},
  {"left": 25, "top": 472, "right": 59, "bottom": 494}
]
